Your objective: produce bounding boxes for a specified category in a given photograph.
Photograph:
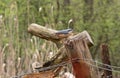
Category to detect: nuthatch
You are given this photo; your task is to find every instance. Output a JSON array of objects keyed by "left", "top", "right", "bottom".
[
  {"left": 55, "top": 29, "right": 73, "bottom": 38},
  {"left": 55, "top": 28, "right": 73, "bottom": 34}
]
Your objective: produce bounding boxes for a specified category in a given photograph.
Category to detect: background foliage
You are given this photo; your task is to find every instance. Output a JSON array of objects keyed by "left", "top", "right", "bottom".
[{"left": 0, "top": 0, "right": 120, "bottom": 78}]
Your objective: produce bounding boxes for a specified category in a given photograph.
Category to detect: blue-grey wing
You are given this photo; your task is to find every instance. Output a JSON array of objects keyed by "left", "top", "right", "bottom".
[{"left": 56, "top": 29, "right": 73, "bottom": 34}]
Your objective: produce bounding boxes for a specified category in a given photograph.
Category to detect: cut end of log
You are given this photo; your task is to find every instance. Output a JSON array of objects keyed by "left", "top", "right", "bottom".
[
  {"left": 68, "top": 30, "right": 94, "bottom": 47},
  {"left": 28, "top": 23, "right": 37, "bottom": 32},
  {"left": 83, "top": 30, "right": 94, "bottom": 46}
]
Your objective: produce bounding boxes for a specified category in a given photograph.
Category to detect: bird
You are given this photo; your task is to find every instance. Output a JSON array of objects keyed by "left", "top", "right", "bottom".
[
  {"left": 55, "top": 28, "right": 73, "bottom": 38},
  {"left": 55, "top": 28, "right": 73, "bottom": 34}
]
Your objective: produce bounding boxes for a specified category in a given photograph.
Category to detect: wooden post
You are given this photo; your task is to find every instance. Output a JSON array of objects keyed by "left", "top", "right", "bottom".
[
  {"left": 65, "top": 40, "right": 90, "bottom": 78},
  {"left": 101, "top": 44, "right": 113, "bottom": 78},
  {"left": 65, "top": 31, "right": 97, "bottom": 78}
]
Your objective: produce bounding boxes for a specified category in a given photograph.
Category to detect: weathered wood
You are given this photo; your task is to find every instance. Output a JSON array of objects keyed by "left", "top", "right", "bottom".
[
  {"left": 28, "top": 23, "right": 60, "bottom": 48},
  {"left": 101, "top": 44, "right": 113, "bottom": 78},
  {"left": 65, "top": 36, "right": 96, "bottom": 78},
  {"left": 65, "top": 40, "right": 90, "bottom": 78},
  {"left": 69, "top": 30, "right": 94, "bottom": 47},
  {"left": 43, "top": 31, "right": 94, "bottom": 67},
  {"left": 28, "top": 23, "right": 94, "bottom": 66},
  {"left": 23, "top": 71, "right": 54, "bottom": 78},
  {"left": 28, "top": 23, "right": 57, "bottom": 40},
  {"left": 28, "top": 23, "right": 72, "bottom": 48},
  {"left": 27, "top": 23, "right": 95, "bottom": 77},
  {"left": 28, "top": 24, "right": 93, "bottom": 47},
  {"left": 43, "top": 47, "right": 68, "bottom": 67}
]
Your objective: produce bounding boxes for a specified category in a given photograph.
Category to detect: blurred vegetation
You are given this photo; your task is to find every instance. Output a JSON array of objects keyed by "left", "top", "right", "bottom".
[{"left": 0, "top": 0, "right": 120, "bottom": 78}]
